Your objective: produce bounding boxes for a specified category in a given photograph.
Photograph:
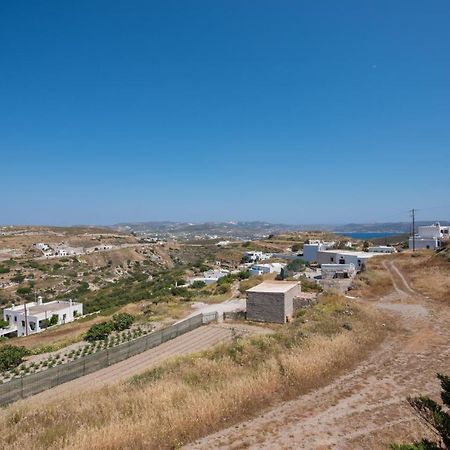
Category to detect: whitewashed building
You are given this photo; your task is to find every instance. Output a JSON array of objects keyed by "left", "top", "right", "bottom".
[
  {"left": 249, "top": 263, "right": 286, "bottom": 277},
  {"left": 303, "top": 241, "right": 335, "bottom": 262},
  {"left": 368, "top": 246, "right": 396, "bottom": 254},
  {"left": 316, "top": 250, "right": 384, "bottom": 271},
  {"left": 321, "top": 263, "right": 356, "bottom": 280},
  {"left": 1, "top": 297, "right": 83, "bottom": 337},
  {"left": 409, "top": 222, "right": 450, "bottom": 250},
  {"left": 243, "top": 251, "right": 271, "bottom": 262}
]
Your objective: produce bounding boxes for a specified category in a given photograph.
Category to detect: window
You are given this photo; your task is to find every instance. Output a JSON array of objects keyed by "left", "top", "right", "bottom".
[
  {"left": 29, "top": 321, "right": 36, "bottom": 331},
  {"left": 14, "top": 316, "right": 17, "bottom": 322},
  {"left": 21, "top": 320, "right": 25, "bottom": 327},
  {"left": 330, "top": 257, "right": 334, "bottom": 262},
  {"left": 62, "top": 313, "right": 67, "bottom": 322}
]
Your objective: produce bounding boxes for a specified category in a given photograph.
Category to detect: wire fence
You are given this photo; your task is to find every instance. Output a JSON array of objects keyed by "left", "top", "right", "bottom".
[{"left": 0, "top": 312, "right": 218, "bottom": 407}]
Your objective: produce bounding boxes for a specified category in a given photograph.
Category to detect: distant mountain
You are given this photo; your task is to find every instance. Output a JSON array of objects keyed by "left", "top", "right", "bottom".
[
  {"left": 111, "top": 220, "right": 450, "bottom": 239},
  {"left": 332, "top": 221, "right": 450, "bottom": 234},
  {"left": 111, "top": 221, "right": 304, "bottom": 239}
]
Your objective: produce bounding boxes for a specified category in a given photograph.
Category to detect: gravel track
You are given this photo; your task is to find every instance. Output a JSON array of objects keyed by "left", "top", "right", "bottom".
[{"left": 187, "top": 262, "right": 450, "bottom": 449}]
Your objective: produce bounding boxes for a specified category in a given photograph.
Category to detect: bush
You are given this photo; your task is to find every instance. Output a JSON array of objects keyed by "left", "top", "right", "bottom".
[
  {"left": 392, "top": 373, "right": 450, "bottom": 449},
  {"left": 84, "top": 322, "right": 113, "bottom": 342},
  {"left": 111, "top": 313, "right": 134, "bottom": 331},
  {"left": 0, "top": 319, "right": 9, "bottom": 329},
  {"left": 11, "top": 274, "right": 25, "bottom": 283},
  {"left": 191, "top": 280, "right": 206, "bottom": 289},
  {"left": 215, "top": 284, "right": 230, "bottom": 295},
  {"left": 0, "top": 345, "right": 30, "bottom": 371},
  {"left": 0, "top": 265, "right": 10, "bottom": 274},
  {"left": 16, "top": 287, "right": 32, "bottom": 296}
]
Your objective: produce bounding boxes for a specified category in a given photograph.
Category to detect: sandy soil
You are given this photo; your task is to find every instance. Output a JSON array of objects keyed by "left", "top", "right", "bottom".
[{"left": 187, "top": 261, "right": 450, "bottom": 449}]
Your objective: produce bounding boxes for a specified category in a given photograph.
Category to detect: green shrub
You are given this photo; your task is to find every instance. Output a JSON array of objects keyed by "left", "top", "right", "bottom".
[
  {"left": 111, "top": 313, "right": 134, "bottom": 331},
  {"left": 191, "top": 280, "right": 206, "bottom": 289},
  {"left": 215, "top": 284, "right": 230, "bottom": 295},
  {"left": 0, "top": 319, "right": 9, "bottom": 329},
  {"left": 11, "top": 274, "right": 25, "bottom": 283},
  {"left": 0, "top": 345, "right": 30, "bottom": 371},
  {"left": 84, "top": 322, "right": 113, "bottom": 342},
  {"left": 0, "top": 266, "right": 10, "bottom": 274}
]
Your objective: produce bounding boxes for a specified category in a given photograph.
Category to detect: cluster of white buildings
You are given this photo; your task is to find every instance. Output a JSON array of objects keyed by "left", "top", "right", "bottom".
[
  {"left": 242, "top": 251, "right": 272, "bottom": 262},
  {"left": 34, "top": 242, "right": 115, "bottom": 258},
  {"left": 302, "top": 240, "right": 396, "bottom": 277},
  {"left": 188, "top": 269, "right": 230, "bottom": 286},
  {"left": 249, "top": 262, "right": 286, "bottom": 277},
  {"left": 409, "top": 222, "right": 449, "bottom": 250},
  {"left": 0, "top": 297, "right": 83, "bottom": 337}
]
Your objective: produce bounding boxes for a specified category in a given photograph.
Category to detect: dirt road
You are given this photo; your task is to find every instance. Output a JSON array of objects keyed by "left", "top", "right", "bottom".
[{"left": 187, "top": 262, "right": 450, "bottom": 449}]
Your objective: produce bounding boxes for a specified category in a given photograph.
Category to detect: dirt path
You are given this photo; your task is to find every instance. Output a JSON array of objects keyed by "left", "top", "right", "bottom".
[
  {"left": 22, "top": 325, "right": 234, "bottom": 405},
  {"left": 187, "top": 262, "right": 450, "bottom": 449}
]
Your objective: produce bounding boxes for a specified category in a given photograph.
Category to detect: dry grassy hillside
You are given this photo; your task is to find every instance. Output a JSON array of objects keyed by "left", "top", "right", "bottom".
[
  {"left": 0, "top": 295, "right": 387, "bottom": 450},
  {"left": 394, "top": 248, "right": 450, "bottom": 302}
]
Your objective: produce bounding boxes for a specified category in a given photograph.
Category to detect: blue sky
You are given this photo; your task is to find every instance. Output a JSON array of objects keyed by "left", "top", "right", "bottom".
[{"left": 1, "top": 1, "right": 449, "bottom": 225}]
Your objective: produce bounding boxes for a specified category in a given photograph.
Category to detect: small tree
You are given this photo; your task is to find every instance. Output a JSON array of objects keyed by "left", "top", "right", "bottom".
[
  {"left": 392, "top": 373, "right": 450, "bottom": 449},
  {"left": 362, "top": 240, "right": 370, "bottom": 252},
  {"left": 49, "top": 314, "right": 59, "bottom": 326},
  {"left": 0, "top": 345, "right": 30, "bottom": 371},
  {"left": 191, "top": 280, "right": 206, "bottom": 289},
  {"left": 84, "top": 322, "right": 113, "bottom": 342},
  {"left": 111, "top": 313, "right": 134, "bottom": 331}
]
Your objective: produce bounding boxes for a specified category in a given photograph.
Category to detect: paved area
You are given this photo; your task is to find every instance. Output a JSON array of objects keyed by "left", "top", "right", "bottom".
[{"left": 187, "top": 262, "right": 450, "bottom": 449}]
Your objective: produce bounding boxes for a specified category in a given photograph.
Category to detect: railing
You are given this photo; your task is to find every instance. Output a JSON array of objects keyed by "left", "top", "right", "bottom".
[{"left": 0, "top": 313, "right": 216, "bottom": 407}]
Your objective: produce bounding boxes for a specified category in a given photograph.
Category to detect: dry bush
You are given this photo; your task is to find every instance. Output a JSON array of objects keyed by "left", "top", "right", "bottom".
[
  {"left": 350, "top": 257, "right": 394, "bottom": 298},
  {"left": 0, "top": 295, "right": 386, "bottom": 450}
]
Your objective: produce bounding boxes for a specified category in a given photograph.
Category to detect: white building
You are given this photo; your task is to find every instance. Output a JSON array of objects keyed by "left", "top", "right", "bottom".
[
  {"left": 1, "top": 297, "right": 83, "bottom": 337},
  {"left": 316, "top": 250, "right": 385, "bottom": 271},
  {"left": 368, "top": 246, "right": 396, "bottom": 254},
  {"left": 321, "top": 263, "right": 356, "bottom": 280},
  {"left": 243, "top": 251, "right": 271, "bottom": 262},
  {"left": 409, "top": 222, "right": 450, "bottom": 250},
  {"left": 303, "top": 241, "right": 335, "bottom": 262},
  {"left": 189, "top": 269, "right": 230, "bottom": 286},
  {"left": 249, "top": 263, "right": 286, "bottom": 277},
  {"left": 35, "top": 243, "right": 50, "bottom": 251}
]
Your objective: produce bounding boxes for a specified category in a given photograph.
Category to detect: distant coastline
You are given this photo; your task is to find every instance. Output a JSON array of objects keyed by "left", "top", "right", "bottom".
[{"left": 334, "top": 232, "right": 403, "bottom": 240}]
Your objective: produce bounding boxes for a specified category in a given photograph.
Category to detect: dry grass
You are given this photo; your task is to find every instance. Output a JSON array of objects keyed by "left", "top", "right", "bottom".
[
  {"left": 394, "top": 250, "right": 450, "bottom": 302},
  {"left": 0, "top": 295, "right": 387, "bottom": 450},
  {"left": 351, "top": 257, "right": 394, "bottom": 298}
]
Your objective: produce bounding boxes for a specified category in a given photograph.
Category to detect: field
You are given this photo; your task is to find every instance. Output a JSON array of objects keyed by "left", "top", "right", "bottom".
[{"left": 0, "top": 293, "right": 387, "bottom": 449}]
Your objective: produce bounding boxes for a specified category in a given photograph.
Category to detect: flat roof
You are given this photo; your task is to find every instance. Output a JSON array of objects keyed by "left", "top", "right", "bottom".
[
  {"left": 6, "top": 301, "right": 80, "bottom": 316},
  {"left": 317, "top": 250, "right": 380, "bottom": 258},
  {"left": 247, "top": 281, "right": 299, "bottom": 294}
]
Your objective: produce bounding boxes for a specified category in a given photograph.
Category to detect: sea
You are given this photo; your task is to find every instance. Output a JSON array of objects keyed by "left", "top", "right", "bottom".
[{"left": 334, "top": 232, "right": 403, "bottom": 240}]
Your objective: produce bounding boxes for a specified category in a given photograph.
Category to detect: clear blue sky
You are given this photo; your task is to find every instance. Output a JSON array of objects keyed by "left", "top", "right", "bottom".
[{"left": 1, "top": 1, "right": 449, "bottom": 225}]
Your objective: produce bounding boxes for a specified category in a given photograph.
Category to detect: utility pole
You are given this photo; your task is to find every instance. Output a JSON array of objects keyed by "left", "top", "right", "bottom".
[
  {"left": 410, "top": 208, "right": 416, "bottom": 252},
  {"left": 23, "top": 299, "right": 28, "bottom": 337}
]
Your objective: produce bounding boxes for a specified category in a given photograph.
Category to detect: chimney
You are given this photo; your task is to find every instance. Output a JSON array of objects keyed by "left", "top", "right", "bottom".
[
  {"left": 37, "top": 296, "right": 43, "bottom": 305},
  {"left": 69, "top": 299, "right": 73, "bottom": 307}
]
